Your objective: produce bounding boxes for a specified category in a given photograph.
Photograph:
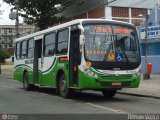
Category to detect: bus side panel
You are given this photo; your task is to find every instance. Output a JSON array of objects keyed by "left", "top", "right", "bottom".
[
  {"left": 29, "top": 70, "right": 34, "bottom": 84},
  {"left": 14, "top": 59, "right": 24, "bottom": 82},
  {"left": 14, "top": 66, "right": 23, "bottom": 82},
  {"left": 14, "top": 64, "right": 34, "bottom": 84},
  {"left": 41, "top": 57, "right": 57, "bottom": 87},
  {"left": 41, "top": 57, "right": 69, "bottom": 88},
  {"left": 78, "top": 70, "right": 100, "bottom": 89},
  {"left": 41, "top": 69, "right": 56, "bottom": 87}
]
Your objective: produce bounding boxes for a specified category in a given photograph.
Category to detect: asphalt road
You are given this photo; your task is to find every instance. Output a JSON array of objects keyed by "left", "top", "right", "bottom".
[{"left": 0, "top": 77, "right": 160, "bottom": 114}]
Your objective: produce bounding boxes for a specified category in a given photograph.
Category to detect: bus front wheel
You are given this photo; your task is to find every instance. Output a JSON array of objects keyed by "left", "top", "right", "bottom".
[
  {"left": 102, "top": 90, "right": 117, "bottom": 98},
  {"left": 23, "top": 72, "right": 32, "bottom": 91},
  {"left": 58, "top": 73, "right": 73, "bottom": 98}
]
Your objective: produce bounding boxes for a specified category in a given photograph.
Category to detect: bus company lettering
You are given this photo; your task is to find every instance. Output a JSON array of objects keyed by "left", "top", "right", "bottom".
[
  {"left": 25, "top": 59, "right": 33, "bottom": 64},
  {"left": 86, "top": 50, "right": 108, "bottom": 55},
  {"left": 58, "top": 63, "right": 65, "bottom": 68}
]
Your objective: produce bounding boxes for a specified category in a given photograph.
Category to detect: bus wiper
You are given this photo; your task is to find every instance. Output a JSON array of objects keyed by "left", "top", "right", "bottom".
[
  {"left": 93, "top": 25, "right": 97, "bottom": 45},
  {"left": 100, "top": 31, "right": 110, "bottom": 48}
]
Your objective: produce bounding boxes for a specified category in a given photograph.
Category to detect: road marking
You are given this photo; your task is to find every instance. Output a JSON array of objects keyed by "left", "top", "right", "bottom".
[
  {"left": 0, "top": 85, "right": 15, "bottom": 89},
  {"left": 86, "top": 103, "right": 126, "bottom": 114}
]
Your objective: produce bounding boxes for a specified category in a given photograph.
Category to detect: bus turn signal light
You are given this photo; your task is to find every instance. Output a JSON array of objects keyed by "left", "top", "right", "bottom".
[
  {"left": 86, "top": 61, "right": 92, "bottom": 68},
  {"left": 59, "top": 57, "right": 68, "bottom": 62}
]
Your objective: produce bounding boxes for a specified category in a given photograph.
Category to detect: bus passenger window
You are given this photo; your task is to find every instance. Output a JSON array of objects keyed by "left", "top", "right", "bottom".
[
  {"left": 16, "top": 42, "right": 20, "bottom": 60},
  {"left": 57, "top": 29, "right": 69, "bottom": 55},
  {"left": 27, "top": 39, "right": 33, "bottom": 58},
  {"left": 44, "top": 32, "right": 55, "bottom": 56},
  {"left": 21, "top": 41, "right": 27, "bottom": 59}
]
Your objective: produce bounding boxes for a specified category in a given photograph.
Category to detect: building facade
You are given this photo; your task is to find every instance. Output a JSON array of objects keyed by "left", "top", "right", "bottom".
[
  {"left": 62, "top": 0, "right": 160, "bottom": 26},
  {"left": 140, "top": 5, "right": 160, "bottom": 73},
  {"left": 0, "top": 24, "right": 35, "bottom": 49}
]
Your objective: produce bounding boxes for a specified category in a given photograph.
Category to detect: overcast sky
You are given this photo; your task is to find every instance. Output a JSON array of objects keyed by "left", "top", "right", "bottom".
[{"left": 0, "top": 0, "right": 23, "bottom": 25}]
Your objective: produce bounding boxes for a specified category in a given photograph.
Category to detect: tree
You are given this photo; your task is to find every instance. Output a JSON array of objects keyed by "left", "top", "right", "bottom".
[
  {"left": 0, "top": 49, "right": 10, "bottom": 63},
  {"left": 4, "top": 0, "right": 76, "bottom": 30}
]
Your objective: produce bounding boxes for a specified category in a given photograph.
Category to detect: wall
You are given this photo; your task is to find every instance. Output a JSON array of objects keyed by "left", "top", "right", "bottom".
[
  {"left": 141, "top": 56, "right": 160, "bottom": 74},
  {"left": 63, "top": 0, "right": 107, "bottom": 18},
  {"left": 139, "top": 6, "right": 160, "bottom": 74}
]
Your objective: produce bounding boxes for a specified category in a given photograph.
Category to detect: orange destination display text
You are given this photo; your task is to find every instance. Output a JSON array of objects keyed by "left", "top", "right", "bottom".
[{"left": 94, "top": 26, "right": 131, "bottom": 34}]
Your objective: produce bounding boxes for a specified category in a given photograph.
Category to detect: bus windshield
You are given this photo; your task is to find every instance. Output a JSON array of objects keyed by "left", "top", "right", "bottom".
[{"left": 84, "top": 24, "right": 140, "bottom": 63}]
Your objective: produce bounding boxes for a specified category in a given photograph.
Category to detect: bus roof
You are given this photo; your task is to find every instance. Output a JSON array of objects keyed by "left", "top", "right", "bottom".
[{"left": 15, "top": 19, "right": 133, "bottom": 42}]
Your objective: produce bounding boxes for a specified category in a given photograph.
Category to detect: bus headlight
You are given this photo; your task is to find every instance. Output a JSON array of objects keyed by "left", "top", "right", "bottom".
[
  {"left": 136, "top": 68, "right": 141, "bottom": 76},
  {"left": 133, "top": 69, "right": 141, "bottom": 78},
  {"left": 83, "top": 66, "right": 98, "bottom": 78}
]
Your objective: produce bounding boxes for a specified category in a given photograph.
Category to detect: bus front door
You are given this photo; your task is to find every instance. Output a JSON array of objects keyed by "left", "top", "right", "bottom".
[
  {"left": 34, "top": 39, "right": 42, "bottom": 84},
  {"left": 69, "top": 29, "right": 80, "bottom": 86}
]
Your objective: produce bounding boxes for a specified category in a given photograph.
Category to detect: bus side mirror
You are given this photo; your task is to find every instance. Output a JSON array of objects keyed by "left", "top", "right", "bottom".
[
  {"left": 78, "top": 25, "right": 84, "bottom": 33},
  {"left": 78, "top": 25, "right": 85, "bottom": 45},
  {"left": 80, "top": 35, "right": 85, "bottom": 46}
]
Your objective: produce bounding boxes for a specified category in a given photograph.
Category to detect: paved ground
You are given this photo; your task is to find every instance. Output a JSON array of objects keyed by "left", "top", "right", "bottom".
[
  {"left": 0, "top": 72, "right": 160, "bottom": 114},
  {"left": 119, "top": 74, "right": 160, "bottom": 98}
]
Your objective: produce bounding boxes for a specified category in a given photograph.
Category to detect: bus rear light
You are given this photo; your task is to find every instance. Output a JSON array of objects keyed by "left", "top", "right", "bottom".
[{"left": 59, "top": 57, "right": 68, "bottom": 62}]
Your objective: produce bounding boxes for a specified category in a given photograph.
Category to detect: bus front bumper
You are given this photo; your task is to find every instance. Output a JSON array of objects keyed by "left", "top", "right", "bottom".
[{"left": 78, "top": 71, "right": 141, "bottom": 90}]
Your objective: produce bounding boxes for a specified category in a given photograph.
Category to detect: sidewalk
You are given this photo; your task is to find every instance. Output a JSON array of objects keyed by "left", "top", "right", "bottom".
[
  {"left": 0, "top": 65, "right": 14, "bottom": 79},
  {"left": 118, "top": 74, "right": 160, "bottom": 99},
  {"left": 0, "top": 71, "right": 13, "bottom": 79}
]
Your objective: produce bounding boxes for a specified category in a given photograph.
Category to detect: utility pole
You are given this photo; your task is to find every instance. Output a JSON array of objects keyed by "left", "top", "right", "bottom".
[
  {"left": 9, "top": 0, "right": 19, "bottom": 38},
  {"left": 0, "top": 58, "right": 1, "bottom": 74},
  {"left": 0, "top": 46, "right": 1, "bottom": 74},
  {"left": 0, "top": 3, "right": 2, "bottom": 74},
  {"left": 0, "top": 43, "right": 3, "bottom": 74},
  {"left": 15, "top": 0, "right": 19, "bottom": 38},
  {"left": 143, "top": 13, "right": 150, "bottom": 79}
]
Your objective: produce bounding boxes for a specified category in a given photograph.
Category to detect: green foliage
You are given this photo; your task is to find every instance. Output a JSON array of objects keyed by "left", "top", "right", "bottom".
[
  {"left": 4, "top": 0, "right": 75, "bottom": 30},
  {"left": 0, "top": 49, "right": 10, "bottom": 63}
]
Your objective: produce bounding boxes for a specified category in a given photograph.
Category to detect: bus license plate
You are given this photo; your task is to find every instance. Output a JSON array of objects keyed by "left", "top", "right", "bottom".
[{"left": 112, "top": 82, "right": 122, "bottom": 86}]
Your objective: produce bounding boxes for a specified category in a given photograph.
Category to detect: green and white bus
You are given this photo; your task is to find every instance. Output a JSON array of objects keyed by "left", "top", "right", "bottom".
[{"left": 14, "top": 19, "right": 141, "bottom": 98}]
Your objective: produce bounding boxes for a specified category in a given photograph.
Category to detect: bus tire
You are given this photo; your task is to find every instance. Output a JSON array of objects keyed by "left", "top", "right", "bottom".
[
  {"left": 23, "top": 72, "right": 32, "bottom": 91},
  {"left": 58, "top": 73, "right": 73, "bottom": 98},
  {"left": 102, "top": 90, "right": 117, "bottom": 98}
]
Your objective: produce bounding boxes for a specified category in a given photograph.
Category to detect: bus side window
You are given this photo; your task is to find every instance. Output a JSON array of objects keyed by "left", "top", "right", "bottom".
[
  {"left": 57, "top": 29, "right": 69, "bottom": 55},
  {"left": 44, "top": 32, "right": 55, "bottom": 56},
  {"left": 16, "top": 42, "right": 20, "bottom": 60},
  {"left": 27, "top": 39, "right": 34, "bottom": 58},
  {"left": 21, "top": 41, "right": 27, "bottom": 59}
]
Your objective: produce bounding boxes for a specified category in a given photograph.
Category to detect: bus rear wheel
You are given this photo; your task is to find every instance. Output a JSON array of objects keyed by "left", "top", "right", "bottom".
[
  {"left": 58, "top": 73, "right": 73, "bottom": 98},
  {"left": 23, "top": 72, "right": 32, "bottom": 91},
  {"left": 102, "top": 90, "right": 117, "bottom": 98}
]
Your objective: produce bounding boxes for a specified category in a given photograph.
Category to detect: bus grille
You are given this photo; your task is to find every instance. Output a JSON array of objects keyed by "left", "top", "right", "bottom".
[{"left": 99, "top": 75, "right": 132, "bottom": 81}]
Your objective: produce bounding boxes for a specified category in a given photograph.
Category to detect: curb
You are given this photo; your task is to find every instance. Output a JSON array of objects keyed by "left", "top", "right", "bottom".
[
  {"left": 0, "top": 76, "right": 13, "bottom": 79},
  {"left": 118, "top": 91, "right": 160, "bottom": 99}
]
